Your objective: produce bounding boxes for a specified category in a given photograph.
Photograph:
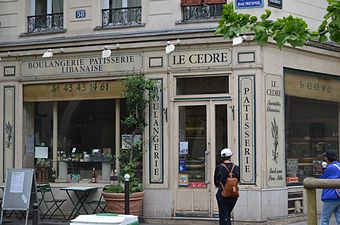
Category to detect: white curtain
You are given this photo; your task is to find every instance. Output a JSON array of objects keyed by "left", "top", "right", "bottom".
[
  {"left": 52, "top": 0, "right": 63, "bottom": 13},
  {"left": 35, "top": 0, "right": 47, "bottom": 15},
  {"left": 109, "top": 0, "right": 141, "bottom": 8}
]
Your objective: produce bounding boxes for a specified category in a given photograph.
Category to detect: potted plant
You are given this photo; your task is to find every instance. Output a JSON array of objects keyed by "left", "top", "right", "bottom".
[{"left": 102, "top": 71, "right": 158, "bottom": 216}]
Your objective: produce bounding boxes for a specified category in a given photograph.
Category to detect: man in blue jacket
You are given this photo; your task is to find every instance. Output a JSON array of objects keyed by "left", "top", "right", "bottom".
[{"left": 319, "top": 151, "right": 340, "bottom": 225}]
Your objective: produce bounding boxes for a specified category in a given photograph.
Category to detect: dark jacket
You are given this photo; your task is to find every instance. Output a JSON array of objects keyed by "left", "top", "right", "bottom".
[
  {"left": 214, "top": 162, "right": 240, "bottom": 197},
  {"left": 320, "top": 161, "right": 340, "bottom": 201}
]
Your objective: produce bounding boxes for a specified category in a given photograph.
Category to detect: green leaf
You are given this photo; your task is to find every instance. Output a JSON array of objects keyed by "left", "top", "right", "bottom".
[
  {"left": 240, "top": 26, "right": 250, "bottom": 34},
  {"left": 283, "top": 20, "right": 294, "bottom": 33},
  {"left": 323, "top": 12, "right": 331, "bottom": 20},
  {"left": 250, "top": 16, "right": 258, "bottom": 23},
  {"left": 329, "top": 29, "right": 340, "bottom": 43},
  {"left": 260, "top": 13, "right": 267, "bottom": 20},
  {"left": 265, "top": 9, "right": 272, "bottom": 18}
]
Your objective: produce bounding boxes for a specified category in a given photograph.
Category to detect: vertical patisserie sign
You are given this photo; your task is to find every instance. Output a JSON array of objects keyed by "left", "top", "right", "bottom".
[{"left": 238, "top": 75, "right": 256, "bottom": 184}]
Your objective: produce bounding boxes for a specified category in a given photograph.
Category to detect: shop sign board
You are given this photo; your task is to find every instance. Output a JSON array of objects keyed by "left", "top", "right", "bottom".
[
  {"left": 168, "top": 48, "right": 232, "bottom": 69},
  {"left": 265, "top": 74, "right": 285, "bottom": 187},
  {"left": 23, "top": 80, "right": 125, "bottom": 102},
  {"left": 20, "top": 54, "right": 143, "bottom": 77},
  {"left": 235, "top": 0, "right": 263, "bottom": 9},
  {"left": 238, "top": 75, "right": 256, "bottom": 184},
  {"left": 149, "top": 79, "right": 164, "bottom": 183},
  {"left": 268, "top": 0, "right": 282, "bottom": 9},
  {"left": 285, "top": 72, "right": 340, "bottom": 103}
]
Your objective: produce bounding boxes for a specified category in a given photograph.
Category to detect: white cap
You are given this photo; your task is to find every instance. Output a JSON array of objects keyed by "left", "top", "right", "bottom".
[
  {"left": 322, "top": 161, "right": 328, "bottom": 168},
  {"left": 221, "top": 148, "right": 233, "bottom": 157}
]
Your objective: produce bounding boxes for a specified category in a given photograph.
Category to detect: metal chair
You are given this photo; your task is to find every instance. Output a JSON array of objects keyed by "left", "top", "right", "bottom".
[
  {"left": 37, "top": 183, "right": 67, "bottom": 220},
  {"left": 86, "top": 186, "right": 106, "bottom": 214}
]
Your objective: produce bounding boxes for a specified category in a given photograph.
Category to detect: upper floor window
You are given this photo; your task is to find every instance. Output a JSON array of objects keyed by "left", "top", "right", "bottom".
[
  {"left": 102, "top": 0, "right": 142, "bottom": 28},
  {"left": 181, "top": 0, "right": 226, "bottom": 22},
  {"left": 28, "top": 0, "right": 64, "bottom": 33}
]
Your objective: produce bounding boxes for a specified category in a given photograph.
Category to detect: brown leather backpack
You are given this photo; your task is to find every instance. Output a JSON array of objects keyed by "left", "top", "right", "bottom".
[{"left": 220, "top": 163, "right": 239, "bottom": 198}]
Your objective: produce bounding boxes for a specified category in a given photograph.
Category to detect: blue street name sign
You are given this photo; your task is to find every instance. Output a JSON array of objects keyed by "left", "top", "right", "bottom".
[{"left": 235, "top": 0, "right": 263, "bottom": 9}]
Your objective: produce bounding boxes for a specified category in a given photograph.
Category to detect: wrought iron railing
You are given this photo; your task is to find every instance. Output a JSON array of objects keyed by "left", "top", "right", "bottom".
[
  {"left": 27, "top": 13, "right": 64, "bottom": 33},
  {"left": 182, "top": 4, "right": 224, "bottom": 22},
  {"left": 102, "top": 7, "right": 142, "bottom": 27}
]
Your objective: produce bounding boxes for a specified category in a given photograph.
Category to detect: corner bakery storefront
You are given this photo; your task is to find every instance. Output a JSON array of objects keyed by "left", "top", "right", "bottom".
[{"left": 2, "top": 40, "right": 339, "bottom": 222}]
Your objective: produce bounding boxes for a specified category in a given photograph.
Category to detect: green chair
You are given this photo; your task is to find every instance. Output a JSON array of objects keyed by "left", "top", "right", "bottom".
[
  {"left": 86, "top": 186, "right": 106, "bottom": 214},
  {"left": 37, "top": 183, "right": 67, "bottom": 220}
]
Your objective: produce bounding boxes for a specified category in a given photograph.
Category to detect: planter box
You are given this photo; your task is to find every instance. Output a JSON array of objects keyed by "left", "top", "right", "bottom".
[
  {"left": 204, "top": 0, "right": 226, "bottom": 4},
  {"left": 103, "top": 191, "right": 144, "bottom": 216},
  {"left": 181, "top": 0, "right": 203, "bottom": 6}
]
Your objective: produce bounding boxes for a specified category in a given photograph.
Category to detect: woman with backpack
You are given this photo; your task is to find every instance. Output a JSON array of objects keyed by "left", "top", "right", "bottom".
[{"left": 214, "top": 148, "right": 240, "bottom": 225}]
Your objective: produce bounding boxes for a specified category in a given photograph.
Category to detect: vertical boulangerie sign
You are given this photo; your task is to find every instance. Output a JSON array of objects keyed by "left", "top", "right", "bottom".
[
  {"left": 265, "top": 74, "right": 285, "bottom": 187},
  {"left": 3, "top": 86, "right": 15, "bottom": 181},
  {"left": 149, "top": 79, "right": 164, "bottom": 183},
  {"left": 238, "top": 75, "right": 256, "bottom": 184}
]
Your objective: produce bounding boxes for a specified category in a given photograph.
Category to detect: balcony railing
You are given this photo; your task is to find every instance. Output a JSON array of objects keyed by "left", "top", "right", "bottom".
[
  {"left": 27, "top": 13, "right": 64, "bottom": 33},
  {"left": 102, "top": 7, "right": 142, "bottom": 27},
  {"left": 182, "top": 4, "right": 224, "bottom": 22}
]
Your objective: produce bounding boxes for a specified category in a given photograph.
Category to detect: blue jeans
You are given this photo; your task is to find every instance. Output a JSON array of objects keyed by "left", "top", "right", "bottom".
[{"left": 320, "top": 201, "right": 340, "bottom": 225}]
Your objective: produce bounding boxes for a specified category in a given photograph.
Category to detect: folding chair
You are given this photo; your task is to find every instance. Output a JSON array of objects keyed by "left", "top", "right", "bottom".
[
  {"left": 86, "top": 187, "right": 106, "bottom": 214},
  {"left": 37, "top": 183, "right": 67, "bottom": 220}
]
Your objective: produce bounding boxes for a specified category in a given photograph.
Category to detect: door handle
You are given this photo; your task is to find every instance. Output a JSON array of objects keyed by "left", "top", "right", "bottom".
[{"left": 205, "top": 151, "right": 210, "bottom": 184}]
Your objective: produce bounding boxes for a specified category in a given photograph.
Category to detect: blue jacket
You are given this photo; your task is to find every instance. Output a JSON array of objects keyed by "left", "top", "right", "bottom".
[{"left": 320, "top": 161, "right": 340, "bottom": 201}]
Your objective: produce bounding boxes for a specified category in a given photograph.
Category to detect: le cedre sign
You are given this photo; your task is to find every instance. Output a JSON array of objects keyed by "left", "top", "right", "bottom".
[{"left": 168, "top": 48, "right": 232, "bottom": 69}]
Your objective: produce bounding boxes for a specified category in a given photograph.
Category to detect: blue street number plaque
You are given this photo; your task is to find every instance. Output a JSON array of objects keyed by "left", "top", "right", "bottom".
[{"left": 75, "top": 10, "right": 86, "bottom": 19}]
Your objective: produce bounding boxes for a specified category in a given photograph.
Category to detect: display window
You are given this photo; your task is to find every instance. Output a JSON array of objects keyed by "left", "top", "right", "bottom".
[
  {"left": 25, "top": 99, "right": 134, "bottom": 183},
  {"left": 285, "top": 96, "right": 339, "bottom": 185}
]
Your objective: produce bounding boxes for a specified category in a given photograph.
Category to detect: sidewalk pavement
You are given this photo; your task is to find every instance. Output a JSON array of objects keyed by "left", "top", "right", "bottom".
[{"left": 0, "top": 216, "right": 338, "bottom": 225}]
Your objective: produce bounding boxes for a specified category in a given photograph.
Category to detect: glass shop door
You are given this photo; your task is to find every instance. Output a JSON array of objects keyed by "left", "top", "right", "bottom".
[{"left": 174, "top": 100, "right": 231, "bottom": 217}]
